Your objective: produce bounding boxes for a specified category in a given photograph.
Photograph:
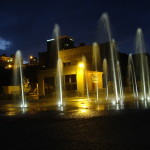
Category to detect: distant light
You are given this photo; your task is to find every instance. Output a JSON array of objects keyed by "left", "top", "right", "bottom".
[
  {"left": 47, "top": 39, "right": 54, "bottom": 42},
  {"left": 78, "top": 63, "right": 84, "bottom": 68},
  {"left": 30, "top": 56, "right": 33, "bottom": 59},
  {"left": 8, "top": 64, "right": 12, "bottom": 68},
  {"left": 70, "top": 38, "right": 74, "bottom": 41}
]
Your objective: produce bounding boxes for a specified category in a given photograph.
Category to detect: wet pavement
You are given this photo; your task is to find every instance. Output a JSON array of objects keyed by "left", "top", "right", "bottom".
[{"left": 0, "top": 98, "right": 150, "bottom": 150}]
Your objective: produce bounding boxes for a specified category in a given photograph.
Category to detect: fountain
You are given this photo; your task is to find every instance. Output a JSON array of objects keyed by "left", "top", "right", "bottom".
[
  {"left": 56, "top": 58, "right": 63, "bottom": 106},
  {"left": 1, "top": 12, "right": 150, "bottom": 117},
  {"left": 92, "top": 42, "right": 100, "bottom": 102},
  {"left": 52, "top": 24, "right": 64, "bottom": 106},
  {"left": 103, "top": 58, "right": 108, "bottom": 100},
  {"left": 99, "top": 13, "right": 124, "bottom": 103},
  {"left": 135, "top": 28, "right": 150, "bottom": 100},
  {"left": 14, "top": 50, "right": 27, "bottom": 108},
  {"left": 82, "top": 56, "right": 90, "bottom": 101},
  {"left": 127, "top": 53, "right": 138, "bottom": 99},
  {"left": 116, "top": 61, "right": 124, "bottom": 100},
  {"left": 145, "top": 56, "right": 150, "bottom": 99}
]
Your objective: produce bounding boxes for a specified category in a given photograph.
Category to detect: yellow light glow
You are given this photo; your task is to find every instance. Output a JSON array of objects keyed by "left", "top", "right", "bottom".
[
  {"left": 8, "top": 65, "right": 12, "bottom": 68},
  {"left": 78, "top": 63, "right": 84, "bottom": 68},
  {"left": 30, "top": 56, "right": 33, "bottom": 59},
  {"left": 80, "top": 109, "right": 87, "bottom": 113}
]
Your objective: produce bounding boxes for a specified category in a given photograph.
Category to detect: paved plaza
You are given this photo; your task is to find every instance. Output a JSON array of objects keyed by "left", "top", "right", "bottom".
[{"left": 0, "top": 98, "right": 150, "bottom": 150}]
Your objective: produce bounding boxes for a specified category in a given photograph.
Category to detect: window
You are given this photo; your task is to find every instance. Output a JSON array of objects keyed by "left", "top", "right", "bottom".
[
  {"left": 44, "top": 77, "right": 55, "bottom": 96},
  {"left": 63, "top": 62, "right": 70, "bottom": 67},
  {"left": 64, "top": 74, "right": 77, "bottom": 90}
]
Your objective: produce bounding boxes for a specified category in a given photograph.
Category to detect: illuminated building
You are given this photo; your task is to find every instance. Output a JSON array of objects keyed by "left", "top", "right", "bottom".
[
  {"left": 38, "top": 35, "right": 128, "bottom": 98},
  {"left": 39, "top": 36, "right": 74, "bottom": 69},
  {"left": 0, "top": 54, "right": 14, "bottom": 69},
  {"left": 38, "top": 36, "right": 112, "bottom": 97}
]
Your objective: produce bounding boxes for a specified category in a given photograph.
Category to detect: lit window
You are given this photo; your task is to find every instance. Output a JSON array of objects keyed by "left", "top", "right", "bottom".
[{"left": 47, "top": 39, "right": 54, "bottom": 42}]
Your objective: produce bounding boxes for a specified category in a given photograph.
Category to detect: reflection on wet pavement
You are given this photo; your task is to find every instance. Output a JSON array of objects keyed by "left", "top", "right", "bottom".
[{"left": 0, "top": 98, "right": 150, "bottom": 118}]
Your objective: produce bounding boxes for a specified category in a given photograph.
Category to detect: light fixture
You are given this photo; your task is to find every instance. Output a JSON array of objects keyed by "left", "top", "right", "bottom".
[{"left": 78, "top": 63, "right": 84, "bottom": 68}]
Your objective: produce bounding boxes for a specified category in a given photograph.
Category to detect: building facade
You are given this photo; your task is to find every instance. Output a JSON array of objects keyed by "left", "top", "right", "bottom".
[{"left": 38, "top": 36, "right": 108, "bottom": 97}]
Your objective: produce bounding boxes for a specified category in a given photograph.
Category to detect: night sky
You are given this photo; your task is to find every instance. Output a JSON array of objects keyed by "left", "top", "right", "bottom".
[{"left": 0, "top": 0, "right": 150, "bottom": 62}]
